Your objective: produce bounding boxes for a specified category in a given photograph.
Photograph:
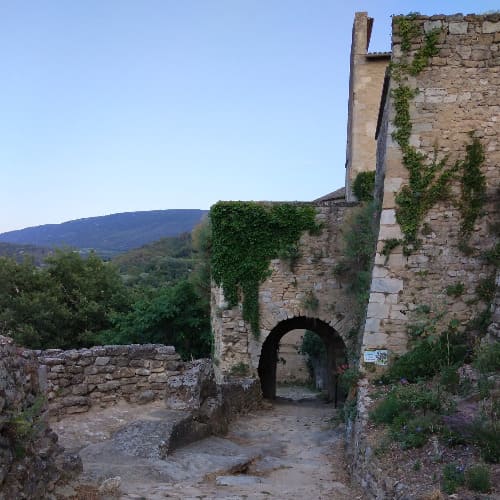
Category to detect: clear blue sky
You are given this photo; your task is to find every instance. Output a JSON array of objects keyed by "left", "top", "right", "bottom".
[{"left": 1, "top": 1, "right": 497, "bottom": 233}]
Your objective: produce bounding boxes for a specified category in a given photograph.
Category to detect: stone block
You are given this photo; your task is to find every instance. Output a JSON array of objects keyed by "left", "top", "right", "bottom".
[
  {"left": 94, "top": 356, "right": 110, "bottom": 366},
  {"left": 367, "top": 302, "right": 390, "bottom": 319},
  {"left": 371, "top": 278, "right": 404, "bottom": 294},
  {"left": 135, "top": 368, "right": 151, "bottom": 376},
  {"left": 449, "top": 22, "right": 468, "bottom": 34},
  {"left": 483, "top": 21, "right": 500, "bottom": 33},
  {"left": 380, "top": 209, "right": 396, "bottom": 225},
  {"left": 424, "top": 20, "right": 442, "bottom": 32}
]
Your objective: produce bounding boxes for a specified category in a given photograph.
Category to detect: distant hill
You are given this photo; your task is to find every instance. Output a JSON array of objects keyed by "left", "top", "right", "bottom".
[
  {"left": 0, "top": 242, "right": 54, "bottom": 265},
  {"left": 0, "top": 209, "right": 208, "bottom": 257},
  {"left": 112, "top": 233, "right": 196, "bottom": 287}
]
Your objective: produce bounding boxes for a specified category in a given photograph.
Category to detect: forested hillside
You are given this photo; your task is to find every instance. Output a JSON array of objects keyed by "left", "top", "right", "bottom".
[
  {"left": 0, "top": 209, "right": 208, "bottom": 257},
  {"left": 0, "top": 219, "right": 212, "bottom": 359},
  {"left": 0, "top": 242, "right": 53, "bottom": 265}
]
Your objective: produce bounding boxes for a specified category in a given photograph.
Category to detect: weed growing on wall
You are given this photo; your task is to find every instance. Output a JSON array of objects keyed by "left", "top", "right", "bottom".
[{"left": 210, "top": 202, "right": 320, "bottom": 337}]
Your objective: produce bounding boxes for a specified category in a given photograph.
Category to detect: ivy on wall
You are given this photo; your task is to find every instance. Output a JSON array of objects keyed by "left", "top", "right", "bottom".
[
  {"left": 388, "top": 15, "right": 486, "bottom": 255},
  {"left": 210, "top": 201, "right": 320, "bottom": 337}
]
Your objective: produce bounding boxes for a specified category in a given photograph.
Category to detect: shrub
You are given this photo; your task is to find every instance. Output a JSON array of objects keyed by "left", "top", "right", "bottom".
[
  {"left": 465, "top": 464, "right": 491, "bottom": 493},
  {"left": 370, "top": 383, "right": 443, "bottom": 425},
  {"left": 441, "top": 463, "right": 465, "bottom": 494},
  {"left": 338, "top": 367, "right": 361, "bottom": 392},
  {"left": 379, "top": 332, "right": 467, "bottom": 384},
  {"left": 473, "top": 342, "right": 500, "bottom": 374},
  {"left": 439, "top": 365, "right": 460, "bottom": 393},
  {"left": 391, "top": 413, "right": 440, "bottom": 449},
  {"left": 471, "top": 420, "right": 499, "bottom": 464},
  {"left": 352, "top": 171, "right": 376, "bottom": 201}
]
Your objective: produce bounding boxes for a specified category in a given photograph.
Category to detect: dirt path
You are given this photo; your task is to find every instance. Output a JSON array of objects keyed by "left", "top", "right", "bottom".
[{"left": 54, "top": 388, "right": 364, "bottom": 499}]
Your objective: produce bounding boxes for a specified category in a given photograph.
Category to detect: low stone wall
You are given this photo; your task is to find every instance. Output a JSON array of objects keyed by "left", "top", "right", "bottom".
[
  {"left": 0, "top": 337, "right": 81, "bottom": 499},
  {"left": 38, "top": 344, "right": 183, "bottom": 418}
]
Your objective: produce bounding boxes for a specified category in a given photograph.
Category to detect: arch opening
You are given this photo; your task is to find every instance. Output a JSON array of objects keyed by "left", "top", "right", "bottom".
[{"left": 257, "top": 316, "right": 347, "bottom": 406}]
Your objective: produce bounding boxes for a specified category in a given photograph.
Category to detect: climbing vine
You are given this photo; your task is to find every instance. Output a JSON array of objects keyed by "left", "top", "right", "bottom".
[
  {"left": 459, "top": 136, "right": 486, "bottom": 243},
  {"left": 210, "top": 202, "right": 320, "bottom": 337},
  {"left": 389, "top": 16, "right": 486, "bottom": 255}
]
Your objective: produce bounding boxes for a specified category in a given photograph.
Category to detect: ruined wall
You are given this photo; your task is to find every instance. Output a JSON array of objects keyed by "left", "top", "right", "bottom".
[
  {"left": 0, "top": 337, "right": 80, "bottom": 499},
  {"left": 361, "top": 13, "right": 499, "bottom": 364},
  {"left": 39, "top": 344, "right": 183, "bottom": 418},
  {"left": 345, "top": 12, "right": 390, "bottom": 201},
  {"left": 212, "top": 201, "right": 358, "bottom": 378}
]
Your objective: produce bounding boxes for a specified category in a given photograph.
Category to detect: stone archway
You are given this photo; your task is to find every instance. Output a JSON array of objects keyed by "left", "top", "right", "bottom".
[{"left": 257, "top": 316, "right": 347, "bottom": 405}]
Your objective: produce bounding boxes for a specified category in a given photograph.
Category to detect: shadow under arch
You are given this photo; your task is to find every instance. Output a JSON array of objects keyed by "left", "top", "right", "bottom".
[{"left": 258, "top": 316, "right": 347, "bottom": 405}]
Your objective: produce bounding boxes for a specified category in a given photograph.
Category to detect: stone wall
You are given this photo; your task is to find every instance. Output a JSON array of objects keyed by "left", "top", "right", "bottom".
[
  {"left": 361, "top": 13, "right": 499, "bottom": 366},
  {"left": 275, "top": 329, "right": 310, "bottom": 384},
  {"left": 345, "top": 12, "right": 390, "bottom": 201},
  {"left": 0, "top": 337, "right": 80, "bottom": 499},
  {"left": 39, "top": 344, "right": 183, "bottom": 419},
  {"left": 212, "top": 200, "right": 359, "bottom": 380}
]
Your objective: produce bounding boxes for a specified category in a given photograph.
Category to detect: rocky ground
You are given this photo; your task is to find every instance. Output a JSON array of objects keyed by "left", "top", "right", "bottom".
[{"left": 52, "top": 386, "right": 364, "bottom": 499}]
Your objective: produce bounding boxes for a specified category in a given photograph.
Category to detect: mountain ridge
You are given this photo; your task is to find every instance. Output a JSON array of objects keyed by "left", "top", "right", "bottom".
[{"left": 0, "top": 209, "right": 208, "bottom": 257}]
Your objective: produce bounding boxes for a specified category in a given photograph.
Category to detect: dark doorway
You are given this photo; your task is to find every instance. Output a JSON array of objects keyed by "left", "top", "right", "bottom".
[{"left": 257, "top": 316, "right": 347, "bottom": 405}]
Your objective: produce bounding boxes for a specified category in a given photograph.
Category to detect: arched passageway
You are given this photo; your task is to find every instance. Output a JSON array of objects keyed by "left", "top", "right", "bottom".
[{"left": 258, "top": 316, "right": 347, "bottom": 405}]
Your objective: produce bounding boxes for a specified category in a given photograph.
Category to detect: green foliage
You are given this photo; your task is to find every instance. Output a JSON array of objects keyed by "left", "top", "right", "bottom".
[
  {"left": 300, "top": 290, "right": 319, "bottom": 311},
  {"left": 389, "top": 16, "right": 487, "bottom": 256},
  {"left": 0, "top": 251, "right": 130, "bottom": 349},
  {"left": 381, "top": 238, "right": 401, "bottom": 262},
  {"left": 391, "top": 413, "right": 440, "bottom": 449},
  {"left": 394, "top": 148, "right": 458, "bottom": 252},
  {"left": 334, "top": 202, "right": 378, "bottom": 310},
  {"left": 394, "top": 14, "right": 420, "bottom": 52},
  {"left": 458, "top": 136, "right": 486, "bottom": 241},
  {"left": 439, "top": 365, "right": 460, "bottom": 393},
  {"left": 338, "top": 367, "right": 361, "bottom": 392},
  {"left": 379, "top": 330, "right": 467, "bottom": 384},
  {"left": 339, "top": 396, "right": 357, "bottom": 423},
  {"left": 475, "top": 275, "right": 496, "bottom": 303},
  {"left": 352, "top": 171, "right": 375, "bottom": 201},
  {"left": 6, "top": 395, "right": 46, "bottom": 458},
  {"left": 470, "top": 419, "right": 500, "bottom": 463},
  {"left": 300, "top": 330, "right": 326, "bottom": 359},
  {"left": 441, "top": 463, "right": 465, "bottom": 494},
  {"left": 370, "top": 383, "right": 450, "bottom": 450},
  {"left": 99, "top": 279, "right": 211, "bottom": 360},
  {"left": 465, "top": 464, "right": 491, "bottom": 493},
  {"left": 473, "top": 342, "right": 500, "bottom": 374},
  {"left": 229, "top": 362, "right": 250, "bottom": 377},
  {"left": 482, "top": 242, "right": 500, "bottom": 267},
  {"left": 210, "top": 202, "right": 320, "bottom": 336},
  {"left": 445, "top": 282, "right": 465, "bottom": 297},
  {"left": 370, "top": 383, "right": 443, "bottom": 425},
  {"left": 113, "top": 233, "right": 196, "bottom": 288}
]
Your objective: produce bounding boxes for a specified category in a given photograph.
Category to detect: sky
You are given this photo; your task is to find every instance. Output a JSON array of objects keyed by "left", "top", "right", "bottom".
[{"left": 1, "top": 1, "right": 498, "bottom": 233}]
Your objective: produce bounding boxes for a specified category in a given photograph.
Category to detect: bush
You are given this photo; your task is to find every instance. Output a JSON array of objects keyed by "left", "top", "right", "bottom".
[
  {"left": 471, "top": 420, "right": 500, "bottom": 464},
  {"left": 391, "top": 413, "right": 440, "bottom": 449},
  {"left": 370, "top": 384, "right": 443, "bottom": 425},
  {"left": 439, "top": 365, "right": 460, "bottom": 393},
  {"left": 473, "top": 342, "right": 500, "bottom": 374},
  {"left": 338, "top": 367, "right": 360, "bottom": 392},
  {"left": 465, "top": 464, "right": 491, "bottom": 493},
  {"left": 441, "top": 463, "right": 465, "bottom": 494},
  {"left": 352, "top": 171, "right": 376, "bottom": 201},
  {"left": 379, "top": 332, "right": 467, "bottom": 384}
]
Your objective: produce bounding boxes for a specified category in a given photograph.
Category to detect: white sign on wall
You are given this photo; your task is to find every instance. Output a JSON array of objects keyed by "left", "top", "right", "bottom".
[{"left": 364, "top": 349, "right": 388, "bottom": 366}]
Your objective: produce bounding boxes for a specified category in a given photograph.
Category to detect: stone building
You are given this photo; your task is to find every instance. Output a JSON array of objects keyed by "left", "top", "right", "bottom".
[
  {"left": 345, "top": 12, "right": 390, "bottom": 201},
  {"left": 212, "top": 10, "right": 499, "bottom": 400}
]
